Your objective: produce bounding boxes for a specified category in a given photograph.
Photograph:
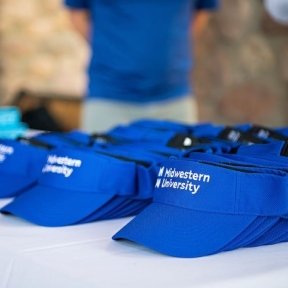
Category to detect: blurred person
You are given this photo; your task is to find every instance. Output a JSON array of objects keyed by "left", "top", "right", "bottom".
[{"left": 64, "top": 0, "right": 219, "bottom": 132}]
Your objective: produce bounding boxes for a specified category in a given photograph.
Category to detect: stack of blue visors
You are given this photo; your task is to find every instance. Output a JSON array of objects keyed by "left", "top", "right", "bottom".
[
  {"left": 111, "top": 120, "right": 288, "bottom": 257},
  {"left": 113, "top": 154, "right": 288, "bottom": 258},
  {"left": 0, "top": 138, "right": 48, "bottom": 198},
  {"left": 1, "top": 129, "right": 167, "bottom": 226},
  {"left": 0, "top": 130, "right": 99, "bottom": 199},
  {"left": 1, "top": 117, "right": 288, "bottom": 256},
  {"left": 0, "top": 106, "right": 27, "bottom": 139},
  {"left": 106, "top": 119, "right": 271, "bottom": 155},
  {"left": 1, "top": 146, "right": 163, "bottom": 226},
  {"left": 0, "top": 121, "right": 228, "bottom": 226}
]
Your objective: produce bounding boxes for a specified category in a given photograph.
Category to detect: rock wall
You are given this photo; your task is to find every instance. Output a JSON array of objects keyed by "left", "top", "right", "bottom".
[
  {"left": 194, "top": 0, "right": 288, "bottom": 125},
  {"left": 0, "top": 0, "right": 88, "bottom": 104}
]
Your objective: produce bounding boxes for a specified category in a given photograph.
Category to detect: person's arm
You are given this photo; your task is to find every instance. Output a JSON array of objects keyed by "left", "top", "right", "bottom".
[
  {"left": 192, "top": 0, "right": 219, "bottom": 38},
  {"left": 192, "top": 11, "right": 212, "bottom": 39},
  {"left": 67, "top": 9, "right": 90, "bottom": 41},
  {"left": 63, "top": 0, "right": 90, "bottom": 41}
]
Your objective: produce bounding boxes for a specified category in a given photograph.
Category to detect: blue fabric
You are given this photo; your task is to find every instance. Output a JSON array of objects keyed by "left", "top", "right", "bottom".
[
  {"left": 126, "top": 119, "right": 213, "bottom": 133},
  {"left": 64, "top": 0, "right": 218, "bottom": 103},
  {"left": 185, "top": 150, "right": 288, "bottom": 248},
  {"left": 187, "top": 152, "right": 288, "bottom": 171},
  {"left": 107, "top": 122, "right": 223, "bottom": 144},
  {"left": 1, "top": 147, "right": 138, "bottom": 226},
  {"left": 75, "top": 144, "right": 162, "bottom": 223},
  {"left": 266, "top": 222, "right": 288, "bottom": 244},
  {"left": 0, "top": 139, "right": 48, "bottom": 198},
  {"left": 32, "top": 130, "right": 93, "bottom": 148},
  {"left": 113, "top": 203, "right": 257, "bottom": 258},
  {"left": 64, "top": 0, "right": 89, "bottom": 9},
  {"left": 247, "top": 218, "right": 288, "bottom": 247},
  {"left": 106, "top": 122, "right": 237, "bottom": 155},
  {"left": 113, "top": 158, "right": 288, "bottom": 257},
  {"left": 1, "top": 144, "right": 163, "bottom": 226},
  {"left": 222, "top": 217, "right": 279, "bottom": 251},
  {"left": 236, "top": 141, "right": 288, "bottom": 161},
  {"left": 152, "top": 160, "right": 288, "bottom": 216},
  {"left": 194, "top": 0, "right": 220, "bottom": 10}
]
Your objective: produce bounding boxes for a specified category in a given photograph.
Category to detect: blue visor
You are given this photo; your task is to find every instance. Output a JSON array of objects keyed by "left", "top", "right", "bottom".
[
  {"left": 113, "top": 158, "right": 288, "bottom": 258},
  {"left": 0, "top": 139, "right": 48, "bottom": 198},
  {"left": 247, "top": 218, "right": 288, "bottom": 247},
  {"left": 1, "top": 144, "right": 162, "bottom": 226},
  {"left": 221, "top": 216, "right": 279, "bottom": 251},
  {"left": 120, "top": 119, "right": 214, "bottom": 133},
  {"left": 106, "top": 125, "right": 240, "bottom": 157},
  {"left": 107, "top": 121, "right": 267, "bottom": 155},
  {"left": 236, "top": 124, "right": 288, "bottom": 141},
  {"left": 107, "top": 120, "right": 223, "bottom": 145},
  {"left": 1, "top": 147, "right": 138, "bottom": 226},
  {"left": 186, "top": 150, "right": 288, "bottom": 251},
  {"left": 236, "top": 141, "right": 288, "bottom": 160},
  {"left": 71, "top": 146, "right": 164, "bottom": 222},
  {"left": 30, "top": 130, "right": 94, "bottom": 148},
  {"left": 187, "top": 152, "right": 288, "bottom": 172},
  {"left": 108, "top": 125, "right": 184, "bottom": 145}
]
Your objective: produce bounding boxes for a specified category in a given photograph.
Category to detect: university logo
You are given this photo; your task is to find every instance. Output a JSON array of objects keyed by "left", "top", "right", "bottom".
[
  {"left": 158, "top": 166, "right": 164, "bottom": 177},
  {"left": 155, "top": 165, "right": 211, "bottom": 195}
]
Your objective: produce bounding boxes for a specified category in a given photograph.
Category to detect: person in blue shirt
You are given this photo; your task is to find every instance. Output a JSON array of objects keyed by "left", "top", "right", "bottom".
[{"left": 64, "top": 0, "right": 219, "bottom": 132}]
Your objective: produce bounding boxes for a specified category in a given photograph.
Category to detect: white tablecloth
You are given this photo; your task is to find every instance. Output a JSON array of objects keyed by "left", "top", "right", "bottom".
[{"left": 0, "top": 199, "right": 288, "bottom": 288}]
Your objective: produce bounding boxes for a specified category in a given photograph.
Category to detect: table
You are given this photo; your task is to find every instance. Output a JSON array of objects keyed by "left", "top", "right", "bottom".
[{"left": 0, "top": 199, "right": 288, "bottom": 288}]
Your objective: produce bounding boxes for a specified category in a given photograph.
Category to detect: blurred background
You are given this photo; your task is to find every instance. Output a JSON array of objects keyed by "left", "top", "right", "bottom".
[{"left": 0, "top": 0, "right": 287, "bottom": 131}]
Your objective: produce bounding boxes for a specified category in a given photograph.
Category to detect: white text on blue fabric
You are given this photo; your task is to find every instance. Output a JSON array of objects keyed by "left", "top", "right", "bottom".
[
  {"left": 155, "top": 167, "right": 210, "bottom": 195},
  {"left": 0, "top": 144, "right": 14, "bottom": 163},
  {"left": 42, "top": 155, "right": 82, "bottom": 178}
]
